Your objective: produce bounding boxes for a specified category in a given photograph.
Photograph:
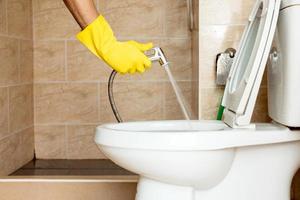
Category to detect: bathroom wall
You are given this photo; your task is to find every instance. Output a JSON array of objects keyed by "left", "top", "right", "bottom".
[
  {"left": 0, "top": 0, "right": 34, "bottom": 175},
  {"left": 33, "top": 0, "right": 194, "bottom": 159},
  {"left": 192, "top": 0, "right": 199, "bottom": 116},
  {"left": 198, "top": 0, "right": 269, "bottom": 122}
]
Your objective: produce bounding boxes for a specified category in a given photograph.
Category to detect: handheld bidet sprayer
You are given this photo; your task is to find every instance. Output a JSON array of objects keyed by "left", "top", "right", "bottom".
[
  {"left": 146, "top": 47, "right": 169, "bottom": 67},
  {"left": 108, "top": 47, "right": 169, "bottom": 123}
]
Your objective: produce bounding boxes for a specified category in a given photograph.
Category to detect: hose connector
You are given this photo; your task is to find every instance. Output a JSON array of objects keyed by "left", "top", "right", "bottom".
[{"left": 146, "top": 47, "right": 169, "bottom": 67}]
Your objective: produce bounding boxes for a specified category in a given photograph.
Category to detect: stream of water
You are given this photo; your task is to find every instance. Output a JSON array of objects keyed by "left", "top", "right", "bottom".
[{"left": 164, "top": 65, "right": 192, "bottom": 120}]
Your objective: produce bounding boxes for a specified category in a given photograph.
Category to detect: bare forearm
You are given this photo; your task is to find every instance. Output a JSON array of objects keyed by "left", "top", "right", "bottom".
[{"left": 63, "top": 0, "right": 99, "bottom": 29}]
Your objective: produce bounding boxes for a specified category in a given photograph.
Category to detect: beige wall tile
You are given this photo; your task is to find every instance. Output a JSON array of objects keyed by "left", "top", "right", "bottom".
[
  {"left": 0, "top": 0, "right": 6, "bottom": 34},
  {"left": 67, "top": 125, "right": 106, "bottom": 159},
  {"left": 192, "top": 30, "right": 199, "bottom": 82},
  {"left": 191, "top": 80, "right": 199, "bottom": 118},
  {"left": 200, "top": 0, "right": 255, "bottom": 25},
  {"left": 98, "top": 0, "right": 164, "bottom": 38},
  {"left": 0, "top": 133, "right": 20, "bottom": 175},
  {"left": 35, "top": 83, "right": 99, "bottom": 124},
  {"left": 0, "top": 127, "right": 34, "bottom": 176},
  {"left": 0, "top": 87, "right": 8, "bottom": 139},
  {"left": 16, "top": 127, "right": 34, "bottom": 168},
  {"left": 7, "top": 0, "right": 32, "bottom": 39},
  {"left": 252, "top": 87, "right": 270, "bottom": 123},
  {"left": 34, "top": 40, "right": 65, "bottom": 81},
  {"left": 0, "top": 36, "right": 19, "bottom": 86},
  {"left": 20, "top": 40, "right": 33, "bottom": 83},
  {"left": 161, "top": 39, "right": 192, "bottom": 81},
  {"left": 200, "top": 87, "right": 224, "bottom": 120},
  {"left": 192, "top": 0, "right": 199, "bottom": 31},
  {"left": 35, "top": 125, "right": 66, "bottom": 159},
  {"left": 164, "top": 0, "right": 190, "bottom": 37},
  {"left": 100, "top": 82, "right": 164, "bottom": 123},
  {"left": 67, "top": 40, "right": 111, "bottom": 81},
  {"left": 200, "top": 25, "right": 244, "bottom": 87},
  {"left": 9, "top": 84, "right": 33, "bottom": 133},
  {"left": 164, "top": 81, "right": 194, "bottom": 120},
  {"left": 33, "top": 0, "right": 79, "bottom": 40},
  {"left": 113, "top": 62, "right": 167, "bottom": 82},
  {"left": 192, "top": 30, "right": 199, "bottom": 117}
]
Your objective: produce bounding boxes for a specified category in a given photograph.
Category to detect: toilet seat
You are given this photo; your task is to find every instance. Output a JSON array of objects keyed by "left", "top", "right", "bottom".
[{"left": 222, "top": 0, "right": 281, "bottom": 128}]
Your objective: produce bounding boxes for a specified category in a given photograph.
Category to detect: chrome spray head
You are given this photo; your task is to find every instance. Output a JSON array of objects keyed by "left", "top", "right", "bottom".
[{"left": 146, "top": 47, "right": 169, "bottom": 67}]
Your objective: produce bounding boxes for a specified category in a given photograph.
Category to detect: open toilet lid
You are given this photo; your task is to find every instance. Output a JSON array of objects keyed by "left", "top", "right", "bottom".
[{"left": 222, "top": 0, "right": 281, "bottom": 128}]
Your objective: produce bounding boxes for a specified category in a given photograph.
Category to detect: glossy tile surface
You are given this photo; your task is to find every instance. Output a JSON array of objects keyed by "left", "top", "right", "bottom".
[
  {"left": 9, "top": 84, "right": 33, "bottom": 133},
  {"left": 34, "top": 41, "right": 66, "bottom": 81},
  {"left": 0, "top": 0, "right": 34, "bottom": 176},
  {"left": 99, "top": 82, "right": 164, "bottom": 123},
  {"left": 0, "top": 127, "right": 34, "bottom": 176},
  {"left": 20, "top": 40, "right": 34, "bottom": 83},
  {"left": 0, "top": 87, "right": 8, "bottom": 138},
  {"left": 67, "top": 125, "right": 106, "bottom": 159},
  {"left": 0, "top": 0, "right": 6, "bottom": 34},
  {"left": 34, "top": 125, "right": 66, "bottom": 159},
  {"left": 7, "top": 0, "right": 32, "bottom": 39},
  {"left": 66, "top": 40, "right": 110, "bottom": 81},
  {"left": 35, "top": 83, "right": 99, "bottom": 124},
  {"left": 0, "top": 36, "right": 19, "bottom": 86}
]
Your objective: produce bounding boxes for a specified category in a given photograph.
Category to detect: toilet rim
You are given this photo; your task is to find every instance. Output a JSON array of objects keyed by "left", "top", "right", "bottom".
[{"left": 95, "top": 121, "right": 300, "bottom": 151}]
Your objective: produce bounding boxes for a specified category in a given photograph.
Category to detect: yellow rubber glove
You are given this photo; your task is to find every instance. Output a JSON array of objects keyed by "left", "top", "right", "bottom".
[{"left": 76, "top": 15, "right": 153, "bottom": 74}]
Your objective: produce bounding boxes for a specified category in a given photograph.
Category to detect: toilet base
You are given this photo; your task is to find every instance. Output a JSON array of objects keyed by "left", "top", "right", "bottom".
[
  {"left": 134, "top": 142, "right": 300, "bottom": 200},
  {"left": 135, "top": 177, "right": 195, "bottom": 200},
  {"left": 135, "top": 176, "right": 292, "bottom": 200}
]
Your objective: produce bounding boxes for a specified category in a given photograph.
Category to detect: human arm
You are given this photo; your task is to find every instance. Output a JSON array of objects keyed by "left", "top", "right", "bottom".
[
  {"left": 63, "top": 0, "right": 153, "bottom": 74},
  {"left": 63, "top": 0, "right": 98, "bottom": 29}
]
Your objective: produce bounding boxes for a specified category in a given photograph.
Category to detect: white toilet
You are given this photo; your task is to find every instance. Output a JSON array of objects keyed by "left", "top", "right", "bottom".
[{"left": 95, "top": 0, "right": 300, "bottom": 200}]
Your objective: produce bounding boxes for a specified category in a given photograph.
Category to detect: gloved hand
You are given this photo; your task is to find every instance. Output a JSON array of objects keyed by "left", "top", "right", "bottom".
[{"left": 76, "top": 15, "right": 153, "bottom": 74}]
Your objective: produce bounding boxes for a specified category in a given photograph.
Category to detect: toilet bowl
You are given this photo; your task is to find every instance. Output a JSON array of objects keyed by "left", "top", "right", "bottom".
[
  {"left": 96, "top": 121, "right": 300, "bottom": 200},
  {"left": 95, "top": 0, "right": 300, "bottom": 199}
]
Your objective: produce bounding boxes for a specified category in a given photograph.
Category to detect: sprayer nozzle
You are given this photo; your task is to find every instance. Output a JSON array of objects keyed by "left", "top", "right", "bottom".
[{"left": 146, "top": 47, "right": 169, "bottom": 67}]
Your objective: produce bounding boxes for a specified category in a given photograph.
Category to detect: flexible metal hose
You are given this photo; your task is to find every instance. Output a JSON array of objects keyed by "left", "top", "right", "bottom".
[
  {"left": 108, "top": 48, "right": 167, "bottom": 123},
  {"left": 108, "top": 70, "right": 123, "bottom": 123}
]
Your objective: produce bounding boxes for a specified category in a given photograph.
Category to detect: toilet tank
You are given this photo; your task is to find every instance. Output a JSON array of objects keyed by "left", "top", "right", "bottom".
[{"left": 268, "top": 0, "right": 300, "bottom": 127}]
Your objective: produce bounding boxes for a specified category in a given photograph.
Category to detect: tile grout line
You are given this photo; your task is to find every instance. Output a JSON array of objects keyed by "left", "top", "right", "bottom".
[
  {"left": 65, "top": 125, "right": 68, "bottom": 159},
  {"left": 161, "top": 0, "right": 166, "bottom": 38},
  {"left": 0, "top": 33, "right": 32, "bottom": 41},
  {"left": 17, "top": 39, "right": 21, "bottom": 83},
  {"left": 0, "top": 82, "right": 33, "bottom": 88},
  {"left": 5, "top": 0, "right": 8, "bottom": 35},
  {"left": 0, "top": 125, "right": 34, "bottom": 142},
  {"left": 35, "top": 123, "right": 103, "bottom": 126},
  {"left": 33, "top": 81, "right": 36, "bottom": 126},
  {"left": 33, "top": 80, "right": 193, "bottom": 84},
  {"left": 32, "top": 0, "right": 36, "bottom": 130},
  {"left": 64, "top": 40, "right": 68, "bottom": 81},
  {"left": 6, "top": 87, "right": 10, "bottom": 135},
  {"left": 200, "top": 23, "right": 247, "bottom": 27},
  {"left": 97, "top": 82, "right": 101, "bottom": 123}
]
